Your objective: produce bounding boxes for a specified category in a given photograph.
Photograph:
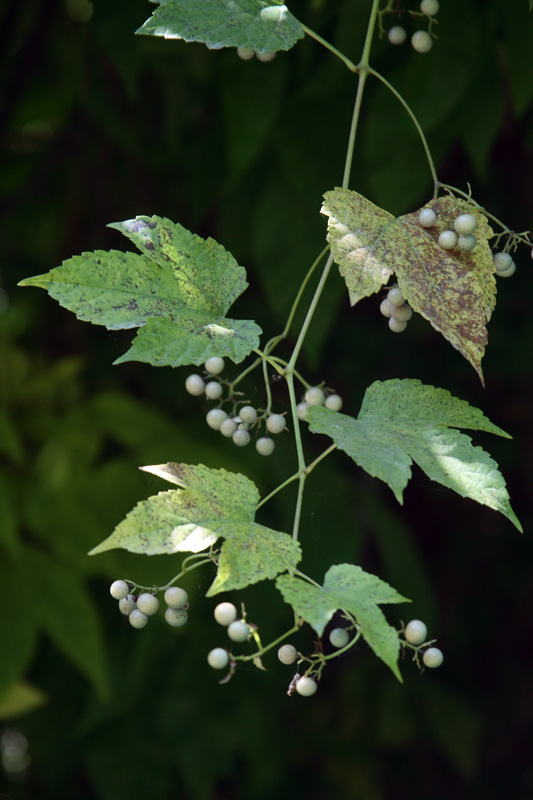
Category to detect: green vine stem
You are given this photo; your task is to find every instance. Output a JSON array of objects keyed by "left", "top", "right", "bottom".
[{"left": 302, "top": 24, "right": 358, "bottom": 72}]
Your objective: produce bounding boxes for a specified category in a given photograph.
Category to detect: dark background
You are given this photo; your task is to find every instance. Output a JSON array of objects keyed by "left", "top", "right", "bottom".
[{"left": 1, "top": 0, "right": 533, "bottom": 798}]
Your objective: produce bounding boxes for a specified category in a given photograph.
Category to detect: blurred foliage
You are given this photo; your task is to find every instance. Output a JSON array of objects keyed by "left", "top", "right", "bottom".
[{"left": 1, "top": 0, "right": 533, "bottom": 798}]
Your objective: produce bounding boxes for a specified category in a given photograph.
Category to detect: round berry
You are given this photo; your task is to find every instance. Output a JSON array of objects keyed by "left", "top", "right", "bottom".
[
  {"left": 220, "top": 418, "right": 238, "bottom": 438},
  {"left": 454, "top": 213, "right": 477, "bottom": 235},
  {"left": 110, "top": 579, "right": 129, "bottom": 600},
  {"left": 260, "top": 4, "right": 287, "bottom": 22},
  {"left": 185, "top": 374, "right": 205, "bottom": 396},
  {"left": 411, "top": 30, "right": 433, "bottom": 53},
  {"left": 232, "top": 429, "right": 250, "bottom": 447},
  {"left": 256, "top": 51, "right": 276, "bottom": 62},
  {"left": 266, "top": 414, "right": 286, "bottom": 434},
  {"left": 129, "top": 609, "right": 149, "bottom": 629},
  {"left": 389, "top": 317, "right": 408, "bottom": 333},
  {"left": 423, "top": 647, "right": 444, "bottom": 668},
  {"left": 207, "top": 647, "right": 229, "bottom": 669},
  {"left": 305, "top": 387, "right": 326, "bottom": 406},
  {"left": 239, "top": 405, "right": 257, "bottom": 424},
  {"left": 296, "top": 676, "right": 317, "bottom": 697},
  {"left": 496, "top": 260, "right": 516, "bottom": 278},
  {"left": 380, "top": 298, "right": 393, "bottom": 318},
  {"left": 165, "top": 607, "right": 188, "bottom": 627},
  {"left": 493, "top": 252, "right": 513, "bottom": 272},
  {"left": 204, "top": 356, "right": 225, "bottom": 375},
  {"left": 227, "top": 620, "right": 249, "bottom": 642},
  {"left": 391, "top": 303, "right": 413, "bottom": 322},
  {"left": 420, "top": 0, "right": 439, "bottom": 15},
  {"left": 164, "top": 586, "right": 188, "bottom": 609},
  {"left": 296, "top": 402, "right": 309, "bottom": 421},
  {"left": 237, "top": 47, "right": 255, "bottom": 60},
  {"left": 387, "top": 286, "right": 405, "bottom": 306},
  {"left": 388, "top": 25, "right": 407, "bottom": 45},
  {"left": 136, "top": 593, "right": 160, "bottom": 616},
  {"left": 418, "top": 208, "right": 437, "bottom": 228},
  {"left": 256, "top": 437, "right": 275, "bottom": 456},
  {"left": 438, "top": 230, "right": 458, "bottom": 250},
  {"left": 118, "top": 594, "right": 136, "bottom": 616},
  {"left": 329, "top": 627, "right": 350, "bottom": 648},
  {"left": 278, "top": 644, "right": 298, "bottom": 665},
  {"left": 205, "top": 381, "right": 223, "bottom": 400},
  {"left": 206, "top": 408, "right": 228, "bottom": 430},
  {"left": 404, "top": 619, "right": 428, "bottom": 645},
  {"left": 457, "top": 234, "right": 477, "bottom": 252},
  {"left": 214, "top": 602, "right": 238, "bottom": 626},
  {"left": 324, "top": 394, "right": 343, "bottom": 412}
]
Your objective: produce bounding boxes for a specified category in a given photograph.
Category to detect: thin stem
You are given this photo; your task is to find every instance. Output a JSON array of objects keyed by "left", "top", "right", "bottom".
[
  {"left": 287, "top": 253, "right": 335, "bottom": 372},
  {"left": 232, "top": 623, "right": 301, "bottom": 662},
  {"left": 305, "top": 443, "right": 336, "bottom": 475},
  {"left": 302, "top": 24, "right": 358, "bottom": 72},
  {"left": 286, "top": 371, "right": 307, "bottom": 541}
]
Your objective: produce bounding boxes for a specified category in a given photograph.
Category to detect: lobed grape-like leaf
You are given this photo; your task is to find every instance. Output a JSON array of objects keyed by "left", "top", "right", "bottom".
[
  {"left": 277, "top": 564, "right": 409, "bottom": 680},
  {"left": 322, "top": 188, "right": 497, "bottom": 383},
  {"left": 18, "top": 215, "right": 261, "bottom": 368},
  {"left": 88, "top": 463, "right": 301, "bottom": 594},
  {"left": 136, "top": 0, "right": 304, "bottom": 54},
  {"left": 307, "top": 379, "right": 522, "bottom": 531}
]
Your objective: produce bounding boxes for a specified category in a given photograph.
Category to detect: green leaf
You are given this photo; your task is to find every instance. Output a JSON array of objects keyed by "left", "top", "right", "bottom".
[
  {"left": 19, "top": 215, "right": 261, "bottom": 367},
  {"left": 322, "top": 189, "right": 496, "bottom": 382},
  {"left": 277, "top": 564, "right": 409, "bottom": 680},
  {"left": 0, "top": 681, "right": 48, "bottom": 720},
  {"left": 89, "top": 463, "right": 301, "bottom": 594},
  {"left": 136, "top": 0, "right": 304, "bottom": 54},
  {"left": 307, "top": 379, "right": 522, "bottom": 531}
]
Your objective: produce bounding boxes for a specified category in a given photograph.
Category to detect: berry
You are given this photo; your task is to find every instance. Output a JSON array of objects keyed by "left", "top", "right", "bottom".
[
  {"left": 165, "top": 607, "right": 188, "bottom": 627},
  {"left": 136, "top": 593, "right": 160, "bottom": 616},
  {"left": 239, "top": 405, "right": 257, "bottom": 424},
  {"left": 237, "top": 47, "right": 255, "bottom": 60},
  {"left": 411, "top": 31, "right": 433, "bottom": 53},
  {"left": 206, "top": 408, "right": 228, "bottom": 430},
  {"left": 227, "top": 620, "right": 249, "bottom": 642},
  {"left": 305, "top": 387, "right": 326, "bottom": 406},
  {"left": 391, "top": 303, "right": 413, "bottom": 322},
  {"left": 496, "top": 260, "right": 516, "bottom": 278},
  {"left": 185, "top": 374, "right": 205, "bottom": 396},
  {"left": 388, "top": 26, "right": 407, "bottom": 45},
  {"left": 295, "top": 676, "right": 317, "bottom": 697},
  {"left": 256, "top": 437, "right": 275, "bottom": 456},
  {"left": 493, "top": 252, "right": 513, "bottom": 272},
  {"left": 380, "top": 298, "right": 393, "bottom": 318},
  {"left": 220, "top": 418, "right": 238, "bottom": 437},
  {"left": 256, "top": 51, "right": 276, "bottom": 62},
  {"left": 418, "top": 208, "right": 437, "bottom": 228},
  {"left": 423, "top": 647, "right": 444, "bottom": 668},
  {"left": 129, "top": 609, "right": 149, "bottom": 629},
  {"left": 205, "top": 381, "right": 223, "bottom": 400},
  {"left": 204, "top": 356, "right": 225, "bottom": 375},
  {"left": 389, "top": 317, "right": 408, "bottom": 333},
  {"left": 387, "top": 286, "right": 405, "bottom": 306},
  {"left": 232, "top": 429, "right": 250, "bottom": 447},
  {"left": 420, "top": 0, "right": 439, "bottom": 15},
  {"left": 438, "top": 230, "right": 458, "bottom": 250},
  {"left": 207, "top": 647, "right": 229, "bottom": 669},
  {"left": 110, "top": 579, "right": 129, "bottom": 600},
  {"left": 260, "top": 4, "right": 287, "bottom": 22},
  {"left": 164, "top": 586, "right": 188, "bottom": 609},
  {"left": 214, "top": 602, "right": 238, "bottom": 626},
  {"left": 329, "top": 627, "right": 350, "bottom": 648},
  {"left": 118, "top": 594, "right": 136, "bottom": 616},
  {"left": 278, "top": 644, "right": 298, "bottom": 665},
  {"left": 266, "top": 414, "right": 286, "bottom": 434},
  {"left": 404, "top": 619, "right": 428, "bottom": 645},
  {"left": 325, "top": 394, "right": 343, "bottom": 412},
  {"left": 457, "top": 234, "right": 477, "bottom": 252},
  {"left": 454, "top": 213, "right": 477, "bottom": 235},
  {"left": 296, "top": 402, "right": 309, "bottom": 420}
]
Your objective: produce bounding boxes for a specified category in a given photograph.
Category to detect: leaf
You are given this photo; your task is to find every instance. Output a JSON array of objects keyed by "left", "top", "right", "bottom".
[
  {"left": 89, "top": 463, "right": 301, "bottom": 594},
  {"left": 136, "top": 0, "right": 304, "bottom": 54},
  {"left": 19, "top": 215, "right": 261, "bottom": 367},
  {"left": 307, "top": 379, "right": 522, "bottom": 531},
  {"left": 0, "top": 681, "right": 48, "bottom": 720},
  {"left": 277, "top": 564, "right": 409, "bottom": 680},
  {"left": 321, "top": 189, "right": 496, "bottom": 382}
]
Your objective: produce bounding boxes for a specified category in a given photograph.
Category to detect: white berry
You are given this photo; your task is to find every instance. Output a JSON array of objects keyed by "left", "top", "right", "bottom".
[
  {"left": 260, "top": 4, "right": 287, "bottom": 22},
  {"left": 391, "top": 303, "right": 413, "bottom": 322},
  {"left": 256, "top": 437, "right": 275, "bottom": 456},
  {"left": 214, "top": 602, "right": 238, "bottom": 626},
  {"left": 418, "top": 208, "right": 437, "bottom": 228},
  {"left": 411, "top": 30, "right": 433, "bottom": 53},
  {"left": 388, "top": 25, "right": 407, "bottom": 45},
  {"left": 493, "top": 252, "right": 513, "bottom": 272},
  {"left": 239, "top": 405, "right": 257, "bottom": 424},
  {"left": 454, "top": 213, "right": 477, "bottom": 235},
  {"left": 438, "top": 230, "right": 458, "bottom": 250},
  {"left": 305, "top": 386, "right": 326, "bottom": 406},
  {"left": 420, "top": 0, "right": 439, "bottom": 15},
  {"left": 165, "top": 608, "right": 188, "bottom": 627},
  {"left": 220, "top": 418, "right": 238, "bottom": 437},
  {"left": 457, "top": 234, "right": 477, "bottom": 252},
  {"left": 204, "top": 356, "right": 225, "bottom": 375},
  {"left": 232, "top": 429, "right": 250, "bottom": 447},
  {"left": 164, "top": 586, "right": 188, "bottom": 609},
  {"left": 278, "top": 644, "right": 298, "bottom": 664},
  {"left": 329, "top": 627, "right": 349, "bottom": 648},
  {"left": 136, "top": 593, "right": 160, "bottom": 616},
  {"left": 404, "top": 619, "right": 428, "bottom": 645},
  {"left": 205, "top": 381, "right": 223, "bottom": 400},
  {"left": 206, "top": 408, "right": 228, "bottom": 430},
  {"left": 389, "top": 317, "right": 408, "bottom": 333},
  {"left": 387, "top": 286, "right": 405, "bottom": 306},
  {"left": 185, "top": 374, "right": 205, "bottom": 396},
  {"left": 266, "top": 414, "right": 286, "bottom": 434},
  {"left": 118, "top": 594, "right": 136, "bottom": 616},
  {"left": 227, "top": 620, "right": 249, "bottom": 642},
  {"left": 325, "top": 394, "right": 343, "bottom": 412},
  {"left": 296, "top": 676, "right": 317, "bottom": 697},
  {"left": 129, "top": 609, "right": 149, "bottom": 629},
  {"left": 380, "top": 298, "right": 393, "bottom": 318},
  {"left": 237, "top": 47, "right": 255, "bottom": 60},
  {"left": 296, "top": 402, "right": 309, "bottom": 420},
  {"left": 496, "top": 260, "right": 516, "bottom": 278},
  {"left": 207, "top": 647, "right": 229, "bottom": 669},
  {"left": 423, "top": 647, "right": 444, "bottom": 668},
  {"left": 256, "top": 51, "right": 276, "bottom": 62},
  {"left": 110, "top": 580, "right": 129, "bottom": 600}
]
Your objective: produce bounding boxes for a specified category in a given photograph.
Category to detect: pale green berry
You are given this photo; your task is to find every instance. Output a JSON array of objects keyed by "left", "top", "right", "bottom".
[
  {"left": 204, "top": 356, "right": 225, "bottom": 375},
  {"left": 324, "top": 394, "right": 343, "bottom": 412},
  {"left": 380, "top": 298, "right": 393, "bottom": 318},
  {"left": 420, "top": 0, "right": 439, "bottom": 15},
  {"left": 164, "top": 586, "right": 188, "bottom": 609},
  {"left": 438, "top": 230, "right": 458, "bottom": 250},
  {"left": 296, "top": 402, "right": 309, "bottom": 420},
  {"left": 278, "top": 644, "right": 298, "bottom": 665},
  {"left": 305, "top": 387, "right": 326, "bottom": 406},
  {"left": 404, "top": 619, "right": 428, "bottom": 645},
  {"left": 493, "top": 252, "right": 514, "bottom": 273},
  {"left": 110, "top": 580, "right": 129, "bottom": 600},
  {"left": 256, "top": 437, "right": 275, "bottom": 456},
  {"left": 227, "top": 620, "right": 249, "bottom": 642},
  {"left": 206, "top": 408, "right": 228, "bottom": 430},
  {"left": 205, "top": 381, "right": 223, "bottom": 400},
  {"left": 496, "top": 261, "right": 516, "bottom": 277},
  {"left": 233, "top": 429, "right": 250, "bottom": 447},
  {"left": 237, "top": 47, "right": 255, "bottom": 60},
  {"left": 389, "top": 317, "right": 408, "bottom": 333},
  {"left": 295, "top": 676, "right": 317, "bottom": 696},
  {"left": 419, "top": 208, "right": 437, "bottom": 228},
  {"left": 388, "top": 25, "right": 406, "bottom": 45},
  {"left": 129, "top": 609, "right": 149, "bottom": 629},
  {"left": 207, "top": 648, "right": 229, "bottom": 669},
  {"left": 458, "top": 234, "right": 477, "bottom": 252},
  {"left": 423, "top": 647, "right": 444, "bottom": 668},
  {"left": 454, "top": 213, "right": 477, "bottom": 235},
  {"left": 239, "top": 405, "right": 257, "bottom": 424},
  {"left": 165, "top": 608, "right": 188, "bottom": 627},
  {"left": 118, "top": 594, "right": 136, "bottom": 616},
  {"left": 136, "top": 593, "right": 160, "bottom": 616},
  {"left": 220, "top": 418, "right": 238, "bottom": 438},
  {"left": 185, "top": 374, "right": 205, "bottom": 396},
  {"left": 260, "top": 4, "right": 287, "bottom": 22},
  {"left": 256, "top": 51, "right": 276, "bottom": 62},
  {"left": 266, "top": 414, "right": 286, "bottom": 434},
  {"left": 214, "top": 602, "right": 238, "bottom": 626},
  {"left": 387, "top": 286, "right": 405, "bottom": 306},
  {"left": 329, "top": 627, "right": 349, "bottom": 648},
  {"left": 391, "top": 303, "right": 413, "bottom": 322},
  {"left": 411, "top": 30, "right": 433, "bottom": 53}
]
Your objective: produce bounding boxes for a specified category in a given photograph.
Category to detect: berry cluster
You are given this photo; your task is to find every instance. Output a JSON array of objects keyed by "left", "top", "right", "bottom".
[
  {"left": 236, "top": 47, "right": 276, "bottom": 62},
  {"left": 296, "top": 386, "right": 343, "bottom": 421},
  {"left": 379, "top": 285, "right": 413, "bottom": 334},
  {"left": 110, "top": 580, "right": 189, "bottom": 629},
  {"left": 388, "top": 0, "right": 438, "bottom": 53},
  {"left": 402, "top": 618, "right": 444, "bottom": 668},
  {"left": 419, "top": 207, "right": 480, "bottom": 253},
  {"left": 207, "top": 602, "right": 252, "bottom": 672}
]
